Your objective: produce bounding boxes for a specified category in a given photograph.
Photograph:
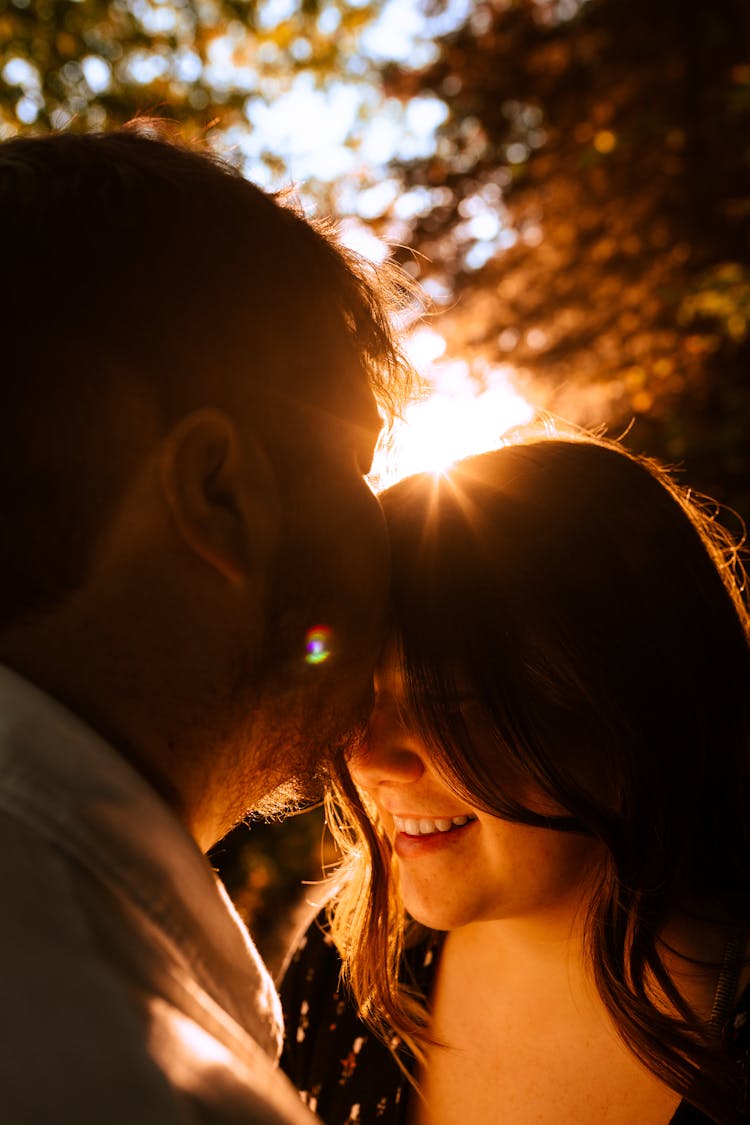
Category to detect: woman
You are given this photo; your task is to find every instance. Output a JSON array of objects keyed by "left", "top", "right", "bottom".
[{"left": 280, "top": 434, "right": 750, "bottom": 1124}]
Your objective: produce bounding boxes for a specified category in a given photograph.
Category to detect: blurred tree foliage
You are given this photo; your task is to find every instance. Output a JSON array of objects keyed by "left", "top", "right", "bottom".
[
  {"left": 5, "top": 0, "right": 746, "bottom": 513},
  {"left": 210, "top": 809, "right": 337, "bottom": 976},
  {"left": 0, "top": 0, "right": 365, "bottom": 134},
  {"left": 376, "top": 0, "right": 750, "bottom": 521},
  {"left": 2, "top": 0, "right": 748, "bottom": 505}
]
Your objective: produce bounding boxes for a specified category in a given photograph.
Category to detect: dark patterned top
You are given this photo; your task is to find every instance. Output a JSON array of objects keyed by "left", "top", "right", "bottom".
[
  {"left": 279, "top": 916, "right": 435, "bottom": 1124},
  {"left": 280, "top": 912, "right": 750, "bottom": 1125}
]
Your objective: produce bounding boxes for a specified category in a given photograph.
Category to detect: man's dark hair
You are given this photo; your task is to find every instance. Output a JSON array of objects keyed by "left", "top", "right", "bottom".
[{"left": 0, "top": 123, "right": 414, "bottom": 629}]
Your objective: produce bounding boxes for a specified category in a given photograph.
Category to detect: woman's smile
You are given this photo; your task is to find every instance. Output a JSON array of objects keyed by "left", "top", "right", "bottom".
[
  {"left": 392, "top": 814, "right": 478, "bottom": 859},
  {"left": 392, "top": 813, "right": 477, "bottom": 836}
]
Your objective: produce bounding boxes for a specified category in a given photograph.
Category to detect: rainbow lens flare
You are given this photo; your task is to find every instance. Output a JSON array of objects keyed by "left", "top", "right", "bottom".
[{"left": 304, "top": 625, "right": 333, "bottom": 665}]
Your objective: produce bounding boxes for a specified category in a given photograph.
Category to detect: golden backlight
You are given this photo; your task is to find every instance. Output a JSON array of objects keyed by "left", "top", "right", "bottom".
[{"left": 368, "top": 328, "right": 535, "bottom": 492}]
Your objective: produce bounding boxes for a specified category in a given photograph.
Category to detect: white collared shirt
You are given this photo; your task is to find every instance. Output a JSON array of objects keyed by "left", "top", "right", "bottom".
[{"left": 0, "top": 665, "right": 318, "bottom": 1124}]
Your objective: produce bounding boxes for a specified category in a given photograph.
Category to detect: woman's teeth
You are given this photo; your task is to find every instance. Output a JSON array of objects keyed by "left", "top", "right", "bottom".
[{"left": 393, "top": 814, "right": 477, "bottom": 836}]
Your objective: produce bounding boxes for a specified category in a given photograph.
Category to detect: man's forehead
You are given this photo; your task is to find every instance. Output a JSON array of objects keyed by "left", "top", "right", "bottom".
[
  {"left": 282, "top": 356, "right": 383, "bottom": 438},
  {"left": 345, "top": 376, "right": 383, "bottom": 437},
  {"left": 299, "top": 383, "right": 383, "bottom": 465},
  {"left": 314, "top": 347, "right": 383, "bottom": 430}
]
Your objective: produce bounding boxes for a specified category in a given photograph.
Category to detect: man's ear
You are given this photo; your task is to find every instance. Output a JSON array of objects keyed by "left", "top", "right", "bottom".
[{"left": 158, "top": 407, "right": 279, "bottom": 587}]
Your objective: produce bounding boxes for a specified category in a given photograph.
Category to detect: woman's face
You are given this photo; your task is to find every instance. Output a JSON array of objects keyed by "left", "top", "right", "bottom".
[{"left": 348, "top": 643, "right": 603, "bottom": 935}]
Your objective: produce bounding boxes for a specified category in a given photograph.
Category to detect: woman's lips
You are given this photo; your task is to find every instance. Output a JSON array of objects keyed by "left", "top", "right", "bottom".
[
  {"left": 392, "top": 813, "right": 477, "bottom": 836},
  {"left": 393, "top": 815, "right": 478, "bottom": 859}
]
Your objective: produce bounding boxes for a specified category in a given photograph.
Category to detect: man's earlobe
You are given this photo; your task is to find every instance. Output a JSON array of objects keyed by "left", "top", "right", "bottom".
[{"left": 158, "top": 408, "right": 278, "bottom": 586}]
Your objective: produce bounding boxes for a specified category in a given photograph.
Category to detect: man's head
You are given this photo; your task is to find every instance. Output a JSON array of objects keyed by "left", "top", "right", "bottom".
[{"left": 0, "top": 123, "right": 414, "bottom": 846}]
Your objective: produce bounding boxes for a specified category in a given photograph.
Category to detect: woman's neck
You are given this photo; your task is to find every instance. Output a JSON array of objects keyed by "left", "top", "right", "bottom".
[
  {"left": 416, "top": 913, "right": 683, "bottom": 1125},
  {"left": 440, "top": 908, "right": 599, "bottom": 1018}
]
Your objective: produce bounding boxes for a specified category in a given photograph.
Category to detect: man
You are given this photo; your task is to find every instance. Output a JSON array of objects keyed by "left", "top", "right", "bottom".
[{"left": 0, "top": 125, "right": 412, "bottom": 1123}]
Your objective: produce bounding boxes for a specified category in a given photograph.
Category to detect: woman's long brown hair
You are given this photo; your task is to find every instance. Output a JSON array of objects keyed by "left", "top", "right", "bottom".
[{"left": 327, "top": 433, "right": 750, "bottom": 1123}]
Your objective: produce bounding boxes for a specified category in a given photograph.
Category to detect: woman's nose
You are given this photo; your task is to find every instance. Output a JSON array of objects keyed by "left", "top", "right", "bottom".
[{"left": 349, "top": 705, "right": 426, "bottom": 789}]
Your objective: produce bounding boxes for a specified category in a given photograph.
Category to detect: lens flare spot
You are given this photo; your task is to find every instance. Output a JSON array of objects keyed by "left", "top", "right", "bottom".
[{"left": 305, "top": 625, "right": 333, "bottom": 665}]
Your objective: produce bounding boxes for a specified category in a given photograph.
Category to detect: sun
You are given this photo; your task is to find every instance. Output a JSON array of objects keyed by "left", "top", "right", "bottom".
[{"left": 369, "top": 329, "right": 535, "bottom": 492}]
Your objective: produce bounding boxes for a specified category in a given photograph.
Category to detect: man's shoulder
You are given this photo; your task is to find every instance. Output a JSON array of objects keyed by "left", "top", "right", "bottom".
[
  {"left": 0, "top": 805, "right": 181, "bottom": 1119},
  {"left": 0, "top": 808, "right": 319, "bottom": 1124}
]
